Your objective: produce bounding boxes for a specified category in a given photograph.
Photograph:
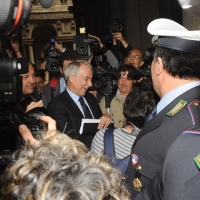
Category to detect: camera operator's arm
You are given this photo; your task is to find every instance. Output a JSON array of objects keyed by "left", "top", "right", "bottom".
[
  {"left": 86, "top": 53, "right": 93, "bottom": 64},
  {"left": 5, "top": 49, "right": 13, "bottom": 58},
  {"left": 110, "top": 37, "right": 120, "bottom": 61},
  {"left": 54, "top": 41, "right": 66, "bottom": 53},
  {"left": 112, "top": 32, "right": 133, "bottom": 55},
  {"left": 40, "top": 52, "right": 49, "bottom": 85},
  {"left": 10, "top": 39, "right": 23, "bottom": 58},
  {"left": 19, "top": 116, "right": 57, "bottom": 146},
  {"left": 25, "top": 100, "right": 44, "bottom": 113},
  {"left": 88, "top": 34, "right": 119, "bottom": 68}
]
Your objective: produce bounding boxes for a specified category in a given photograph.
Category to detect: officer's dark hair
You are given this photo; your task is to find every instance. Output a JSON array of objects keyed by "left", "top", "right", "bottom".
[
  {"left": 123, "top": 86, "right": 156, "bottom": 128},
  {"left": 117, "top": 64, "right": 137, "bottom": 79},
  {"left": 154, "top": 46, "right": 200, "bottom": 79},
  {"left": 58, "top": 49, "right": 82, "bottom": 69}
]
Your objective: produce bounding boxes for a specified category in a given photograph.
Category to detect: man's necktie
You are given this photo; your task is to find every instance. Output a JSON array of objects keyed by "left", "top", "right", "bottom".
[
  {"left": 143, "top": 106, "right": 157, "bottom": 126},
  {"left": 79, "top": 97, "right": 93, "bottom": 118}
]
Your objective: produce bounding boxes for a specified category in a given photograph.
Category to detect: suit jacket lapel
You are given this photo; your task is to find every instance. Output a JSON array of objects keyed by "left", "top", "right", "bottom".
[{"left": 63, "top": 90, "right": 84, "bottom": 119}]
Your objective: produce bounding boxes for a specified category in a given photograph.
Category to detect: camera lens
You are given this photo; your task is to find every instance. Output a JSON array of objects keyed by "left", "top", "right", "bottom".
[
  {"left": 0, "top": 0, "right": 32, "bottom": 37},
  {"left": 50, "top": 62, "right": 59, "bottom": 71},
  {"left": 77, "top": 46, "right": 87, "bottom": 55},
  {"left": 111, "top": 23, "right": 119, "bottom": 31}
]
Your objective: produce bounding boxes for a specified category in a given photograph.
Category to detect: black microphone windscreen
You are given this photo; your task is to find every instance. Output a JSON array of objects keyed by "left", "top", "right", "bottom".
[
  {"left": 40, "top": 0, "right": 53, "bottom": 8},
  {"left": 73, "top": 35, "right": 84, "bottom": 45}
]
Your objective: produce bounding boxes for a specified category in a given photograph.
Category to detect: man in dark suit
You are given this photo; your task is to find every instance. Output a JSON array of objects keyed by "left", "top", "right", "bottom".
[
  {"left": 47, "top": 60, "right": 112, "bottom": 148},
  {"left": 125, "top": 18, "right": 200, "bottom": 199}
]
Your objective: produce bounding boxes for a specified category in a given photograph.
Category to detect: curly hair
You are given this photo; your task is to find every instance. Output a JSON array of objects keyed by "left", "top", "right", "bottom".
[
  {"left": 154, "top": 46, "right": 200, "bottom": 79},
  {"left": 0, "top": 133, "right": 130, "bottom": 200},
  {"left": 123, "top": 86, "right": 156, "bottom": 128}
]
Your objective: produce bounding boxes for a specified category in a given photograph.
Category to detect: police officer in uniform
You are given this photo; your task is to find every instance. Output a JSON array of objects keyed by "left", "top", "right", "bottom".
[{"left": 125, "top": 18, "right": 200, "bottom": 199}]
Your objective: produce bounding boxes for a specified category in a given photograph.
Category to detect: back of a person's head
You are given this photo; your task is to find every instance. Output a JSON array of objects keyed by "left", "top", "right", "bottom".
[
  {"left": 154, "top": 46, "right": 200, "bottom": 79},
  {"left": 58, "top": 49, "right": 82, "bottom": 69},
  {"left": 123, "top": 86, "right": 156, "bottom": 128},
  {"left": 0, "top": 132, "right": 130, "bottom": 200}
]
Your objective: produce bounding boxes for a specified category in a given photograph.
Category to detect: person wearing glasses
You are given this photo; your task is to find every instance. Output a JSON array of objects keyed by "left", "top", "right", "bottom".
[
  {"left": 123, "top": 49, "right": 144, "bottom": 70},
  {"left": 112, "top": 32, "right": 144, "bottom": 69}
]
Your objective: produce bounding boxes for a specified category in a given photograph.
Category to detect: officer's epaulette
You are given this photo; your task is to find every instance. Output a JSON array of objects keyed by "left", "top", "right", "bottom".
[
  {"left": 166, "top": 99, "right": 188, "bottom": 116},
  {"left": 194, "top": 154, "right": 200, "bottom": 170}
]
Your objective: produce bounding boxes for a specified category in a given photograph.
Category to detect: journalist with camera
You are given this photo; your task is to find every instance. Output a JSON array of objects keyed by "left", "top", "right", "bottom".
[
  {"left": 99, "top": 65, "right": 137, "bottom": 128},
  {"left": 44, "top": 38, "right": 61, "bottom": 72},
  {"left": 73, "top": 33, "right": 100, "bottom": 61}
]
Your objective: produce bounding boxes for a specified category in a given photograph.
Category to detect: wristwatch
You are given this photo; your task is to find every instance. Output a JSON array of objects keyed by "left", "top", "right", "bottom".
[{"left": 62, "top": 48, "right": 66, "bottom": 53}]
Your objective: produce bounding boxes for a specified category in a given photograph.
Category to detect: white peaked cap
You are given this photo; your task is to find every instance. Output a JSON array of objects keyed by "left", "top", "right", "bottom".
[
  {"left": 147, "top": 18, "right": 200, "bottom": 41},
  {"left": 147, "top": 18, "right": 200, "bottom": 54}
]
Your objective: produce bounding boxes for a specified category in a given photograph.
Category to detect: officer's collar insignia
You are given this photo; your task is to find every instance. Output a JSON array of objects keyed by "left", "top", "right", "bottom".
[
  {"left": 194, "top": 154, "right": 200, "bottom": 170},
  {"left": 167, "top": 99, "right": 188, "bottom": 116},
  {"left": 131, "top": 154, "right": 138, "bottom": 166}
]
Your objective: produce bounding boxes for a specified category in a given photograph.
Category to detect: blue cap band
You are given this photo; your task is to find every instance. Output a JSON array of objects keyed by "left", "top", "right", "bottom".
[{"left": 157, "top": 37, "right": 200, "bottom": 54}]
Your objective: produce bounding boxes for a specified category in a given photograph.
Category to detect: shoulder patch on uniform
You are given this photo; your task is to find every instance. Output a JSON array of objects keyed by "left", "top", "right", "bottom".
[
  {"left": 194, "top": 154, "right": 200, "bottom": 170},
  {"left": 166, "top": 99, "right": 188, "bottom": 116}
]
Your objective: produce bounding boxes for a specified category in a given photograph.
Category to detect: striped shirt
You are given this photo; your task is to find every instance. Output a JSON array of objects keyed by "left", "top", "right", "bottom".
[{"left": 91, "top": 127, "right": 139, "bottom": 159}]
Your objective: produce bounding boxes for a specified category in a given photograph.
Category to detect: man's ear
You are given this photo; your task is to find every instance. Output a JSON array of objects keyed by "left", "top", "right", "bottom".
[
  {"left": 60, "top": 67, "right": 63, "bottom": 74},
  {"left": 68, "top": 74, "right": 75, "bottom": 83},
  {"left": 156, "top": 57, "right": 163, "bottom": 76}
]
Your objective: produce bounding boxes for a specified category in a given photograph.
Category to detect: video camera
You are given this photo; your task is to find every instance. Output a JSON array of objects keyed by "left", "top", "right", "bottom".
[
  {"left": 44, "top": 38, "right": 60, "bottom": 72},
  {"left": 92, "top": 56, "right": 118, "bottom": 97},
  {"left": 73, "top": 28, "right": 100, "bottom": 60},
  {"left": 109, "top": 16, "right": 124, "bottom": 33},
  {"left": 0, "top": 58, "right": 28, "bottom": 107}
]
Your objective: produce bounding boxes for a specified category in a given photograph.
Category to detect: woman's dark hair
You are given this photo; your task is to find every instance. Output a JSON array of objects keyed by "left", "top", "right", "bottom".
[{"left": 123, "top": 86, "right": 156, "bottom": 128}]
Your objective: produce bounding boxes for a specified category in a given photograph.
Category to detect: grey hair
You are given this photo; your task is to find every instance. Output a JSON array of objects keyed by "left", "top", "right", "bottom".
[
  {"left": 64, "top": 60, "right": 93, "bottom": 82},
  {"left": 0, "top": 133, "right": 130, "bottom": 200}
]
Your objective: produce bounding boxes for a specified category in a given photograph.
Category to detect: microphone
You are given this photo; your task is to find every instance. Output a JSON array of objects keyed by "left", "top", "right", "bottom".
[
  {"left": 40, "top": 0, "right": 53, "bottom": 8},
  {"left": 73, "top": 35, "right": 84, "bottom": 45}
]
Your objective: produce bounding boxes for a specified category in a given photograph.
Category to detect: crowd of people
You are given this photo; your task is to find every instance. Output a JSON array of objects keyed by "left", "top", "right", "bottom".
[{"left": 1, "top": 17, "right": 200, "bottom": 200}]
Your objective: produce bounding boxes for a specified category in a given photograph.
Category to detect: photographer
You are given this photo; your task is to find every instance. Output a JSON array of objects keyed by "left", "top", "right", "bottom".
[
  {"left": 99, "top": 65, "right": 137, "bottom": 128},
  {"left": 112, "top": 32, "right": 133, "bottom": 56},
  {"left": 111, "top": 31, "right": 144, "bottom": 69},
  {"left": 87, "top": 34, "right": 119, "bottom": 69}
]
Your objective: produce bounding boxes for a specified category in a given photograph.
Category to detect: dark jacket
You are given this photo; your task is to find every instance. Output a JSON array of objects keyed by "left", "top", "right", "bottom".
[
  {"left": 47, "top": 90, "right": 103, "bottom": 148},
  {"left": 43, "top": 81, "right": 60, "bottom": 108}
]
